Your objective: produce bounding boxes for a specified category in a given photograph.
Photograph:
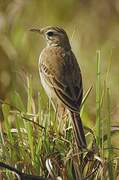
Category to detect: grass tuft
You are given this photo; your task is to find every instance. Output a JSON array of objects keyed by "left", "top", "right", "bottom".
[{"left": 0, "top": 51, "right": 118, "bottom": 179}]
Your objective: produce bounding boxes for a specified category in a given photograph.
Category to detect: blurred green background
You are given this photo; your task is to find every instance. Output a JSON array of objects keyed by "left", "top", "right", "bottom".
[{"left": 0, "top": 0, "right": 119, "bottom": 126}]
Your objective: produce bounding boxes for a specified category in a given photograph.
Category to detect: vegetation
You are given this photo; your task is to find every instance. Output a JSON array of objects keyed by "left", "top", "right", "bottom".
[
  {"left": 0, "top": 0, "right": 119, "bottom": 179},
  {"left": 0, "top": 51, "right": 118, "bottom": 179}
]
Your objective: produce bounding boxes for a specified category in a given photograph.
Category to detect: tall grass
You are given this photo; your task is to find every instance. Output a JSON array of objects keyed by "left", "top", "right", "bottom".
[
  {"left": 107, "top": 88, "right": 114, "bottom": 180},
  {"left": 0, "top": 52, "right": 118, "bottom": 180},
  {"left": 96, "top": 50, "right": 101, "bottom": 148}
]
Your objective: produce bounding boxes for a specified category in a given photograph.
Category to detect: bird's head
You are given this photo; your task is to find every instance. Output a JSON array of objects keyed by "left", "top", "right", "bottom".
[{"left": 30, "top": 26, "right": 71, "bottom": 50}]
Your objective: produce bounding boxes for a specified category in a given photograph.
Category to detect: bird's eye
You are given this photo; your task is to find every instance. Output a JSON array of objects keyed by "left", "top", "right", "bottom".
[{"left": 47, "top": 31, "right": 54, "bottom": 36}]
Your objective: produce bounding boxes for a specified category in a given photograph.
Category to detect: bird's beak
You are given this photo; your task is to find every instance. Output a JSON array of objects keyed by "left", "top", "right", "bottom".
[{"left": 29, "top": 28, "right": 42, "bottom": 34}]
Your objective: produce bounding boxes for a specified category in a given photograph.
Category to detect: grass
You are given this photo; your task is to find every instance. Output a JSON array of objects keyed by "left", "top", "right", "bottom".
[
  {"left": 0, "top": 52, "right": 118, "bottom": 180},
  {"left": 96, "top": 50, "right": 101, "bottom": 148}
]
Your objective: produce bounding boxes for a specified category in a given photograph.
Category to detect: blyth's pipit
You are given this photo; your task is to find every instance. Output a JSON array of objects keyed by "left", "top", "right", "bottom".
[{"left": 30, "top": 26, "right": 87, "bottom": 149}]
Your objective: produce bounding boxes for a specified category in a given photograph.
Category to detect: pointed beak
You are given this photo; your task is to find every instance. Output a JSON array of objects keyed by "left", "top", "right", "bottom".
[{"left": 29, "top": 28, "right": 42, "bottom": 34}]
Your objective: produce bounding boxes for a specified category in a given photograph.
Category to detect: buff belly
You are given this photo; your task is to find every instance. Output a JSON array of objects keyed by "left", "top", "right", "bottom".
[{"left": 40, "top": 72, "right": 58, "bottom": 111}]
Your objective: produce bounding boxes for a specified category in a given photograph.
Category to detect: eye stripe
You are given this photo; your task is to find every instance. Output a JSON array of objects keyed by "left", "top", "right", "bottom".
[{"left": 46, "top": 27, "right": 66, "bottom": 35}]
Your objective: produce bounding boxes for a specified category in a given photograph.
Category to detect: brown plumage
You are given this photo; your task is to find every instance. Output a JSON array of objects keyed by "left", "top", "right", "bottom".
[{"left": 31, "top": 26, "right": 87, "bottom": 149}]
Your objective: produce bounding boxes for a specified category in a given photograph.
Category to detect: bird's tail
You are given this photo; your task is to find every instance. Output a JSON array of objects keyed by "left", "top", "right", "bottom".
[{"left": 70, "top": 112, "right": 87, "bottom": 149}]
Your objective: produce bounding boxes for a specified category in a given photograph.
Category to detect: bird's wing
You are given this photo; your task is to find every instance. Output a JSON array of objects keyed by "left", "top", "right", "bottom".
[{"left": 40, "top": 50, "right": 83, "bottom": 112}]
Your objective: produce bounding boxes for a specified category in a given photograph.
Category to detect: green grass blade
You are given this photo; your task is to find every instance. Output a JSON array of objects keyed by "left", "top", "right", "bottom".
[
  {"left": 25, "top": 75, "right": 34, "bottom": 162},
  {"left": 107, "top": 88, "right": 114, "bottom": 180},
  {"left": 96, "top": 50, "right": 101, "bottom": 148}
]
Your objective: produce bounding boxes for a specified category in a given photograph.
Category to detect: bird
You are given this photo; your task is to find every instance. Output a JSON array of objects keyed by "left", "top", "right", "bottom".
[{"left": 30, "top": 26, "right": 87, "bottom": 149}]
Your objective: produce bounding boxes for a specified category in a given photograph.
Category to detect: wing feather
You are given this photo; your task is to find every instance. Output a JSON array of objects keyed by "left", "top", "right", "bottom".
[{"left": 40, "top": 48, "right": 83, "bottom": 112}]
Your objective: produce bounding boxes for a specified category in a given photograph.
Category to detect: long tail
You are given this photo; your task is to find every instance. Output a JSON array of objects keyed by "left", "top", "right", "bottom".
[{"left": 70, "top": 112, "right": 87, "bottom": 149}]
